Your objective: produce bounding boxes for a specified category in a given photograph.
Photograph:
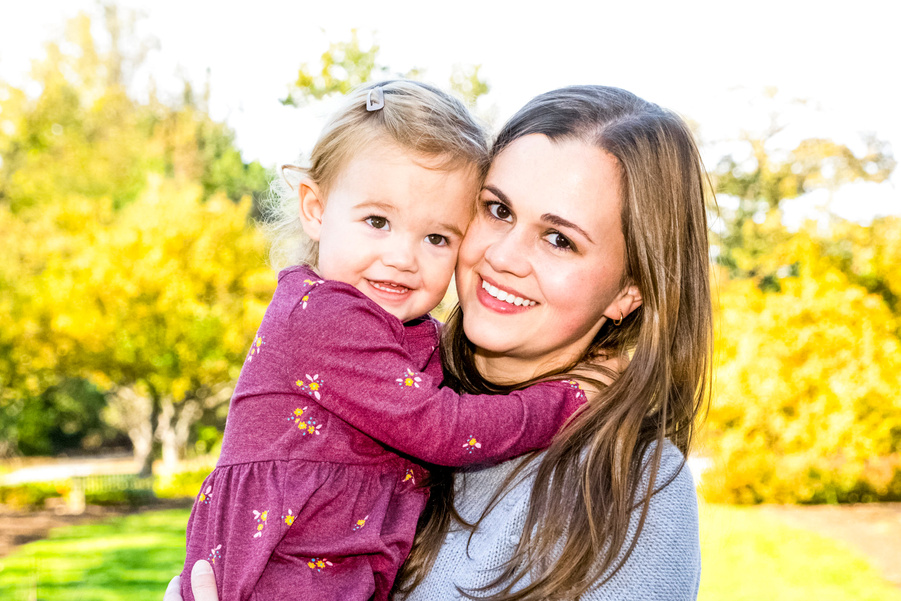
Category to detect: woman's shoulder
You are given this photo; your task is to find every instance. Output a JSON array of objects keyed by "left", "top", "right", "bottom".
[
  {"left": 642, "top": 439, "right": 695, "bottom": 494},
  {"left": 598, "top": 440, "right": 700, "bottom": 599}
]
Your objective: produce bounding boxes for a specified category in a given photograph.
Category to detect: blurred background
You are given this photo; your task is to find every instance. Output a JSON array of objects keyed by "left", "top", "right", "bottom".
[{"left": 0, "top": 1, "right": 899, "bottom": 599}]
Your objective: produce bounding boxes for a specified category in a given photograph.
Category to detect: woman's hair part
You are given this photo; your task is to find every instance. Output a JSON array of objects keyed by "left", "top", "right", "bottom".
[{"left": 262, "top": 79, "right": 490, "bottom": 270}]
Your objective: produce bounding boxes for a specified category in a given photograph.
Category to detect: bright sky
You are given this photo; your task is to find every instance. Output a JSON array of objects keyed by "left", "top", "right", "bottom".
[{"left": 1, "top": 0, "right": 899, "bottom": 224}]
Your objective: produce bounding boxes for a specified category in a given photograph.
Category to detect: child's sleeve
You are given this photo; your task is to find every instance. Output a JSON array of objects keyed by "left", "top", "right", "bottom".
[{"left": 288, "top": 283, "right": 585, "bottom": 467}]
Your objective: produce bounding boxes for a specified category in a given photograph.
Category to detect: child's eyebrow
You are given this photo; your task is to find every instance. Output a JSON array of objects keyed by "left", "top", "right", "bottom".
[
  {"left": 354, "top": 200, "right": 397, "bottom": 213},
  {"left": 437, "top": 222, "right": 464, "bottom": 238}
]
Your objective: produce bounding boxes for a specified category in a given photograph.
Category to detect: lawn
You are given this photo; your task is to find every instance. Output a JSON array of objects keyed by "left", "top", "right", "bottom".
[
  {"left": 0, "top": 509, "right": 191, "bottom": 601},
  {"left": 1, "top": 504, "right": 899, "bottom": 600},
  {"left": 698, "top": 503, "right": 901, "bottom": 601}
]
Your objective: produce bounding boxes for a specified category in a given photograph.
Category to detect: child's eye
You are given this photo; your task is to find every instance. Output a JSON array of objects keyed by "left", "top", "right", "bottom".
[
  {"left": 425, "top": 234, "right": 448, "bottom": 247},
  {"left": 485, "top": 201, "right": 512, "bottom": 222},
  {"left": 365, "top": 216, "right": 389, "bottom": 230},
  {"left": 544, "top": 232, "right": 575, "bottom": 252}
]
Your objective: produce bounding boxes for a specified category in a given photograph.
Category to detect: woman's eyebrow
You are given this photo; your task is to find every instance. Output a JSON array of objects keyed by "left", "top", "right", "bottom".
[
  {"left": 541, "top": 213, "right": 594, "bottom": 243},
  {"left": 483, "top": 185, "right": 509, "bottom": 203}
]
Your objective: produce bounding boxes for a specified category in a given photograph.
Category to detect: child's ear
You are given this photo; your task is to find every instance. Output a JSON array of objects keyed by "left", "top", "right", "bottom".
[{"left": 298, "top": 179, "right": 325, "bottom": 241}]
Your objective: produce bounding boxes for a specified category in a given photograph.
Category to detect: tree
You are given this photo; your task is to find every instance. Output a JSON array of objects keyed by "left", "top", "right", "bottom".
[
  {"left": 711, "top": 114, "right": 895, "bottom": 280},
  {"left": 281, "top": 31, "right": 490, "bottom": 109},
  {"left": 704, "top": 226, "right": 901, "bottom": 503},
  {"left": 282, "top": 30, "right": 384, "bottom": 106},
  {"left": 0, "top": 8, "right": 272, "bottom": 469},
  {"left": 32, "top": 181, "right": 272, "bottom": 474}
]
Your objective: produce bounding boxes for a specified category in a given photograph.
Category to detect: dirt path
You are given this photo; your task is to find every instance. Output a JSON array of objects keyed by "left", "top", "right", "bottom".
[{"left": 763, "top": 503, "right": 901, "bottom": 588}]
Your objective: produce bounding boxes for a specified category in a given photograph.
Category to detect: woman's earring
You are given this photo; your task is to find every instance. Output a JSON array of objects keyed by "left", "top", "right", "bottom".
[{"left": 613, "top": 311, "right": 623, "bottom": 326}]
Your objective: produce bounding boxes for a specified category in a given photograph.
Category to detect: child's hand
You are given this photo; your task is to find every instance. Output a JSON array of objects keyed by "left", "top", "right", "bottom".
[
  {"left": 163, "top": 561, "right": 219, "bottom": 601},
  {"left": 567, "top": 353, "right": 628, "bottom": 398}
]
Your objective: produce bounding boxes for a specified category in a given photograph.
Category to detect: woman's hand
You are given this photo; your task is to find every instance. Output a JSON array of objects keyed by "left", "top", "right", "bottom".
[{"left": 163, "top": 560, "right": 219, "bottom": 601}]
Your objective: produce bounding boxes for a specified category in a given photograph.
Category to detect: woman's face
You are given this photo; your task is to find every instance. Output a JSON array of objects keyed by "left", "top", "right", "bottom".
[{"left": 455, "top": 134, "right": 640, "bottom": 384}]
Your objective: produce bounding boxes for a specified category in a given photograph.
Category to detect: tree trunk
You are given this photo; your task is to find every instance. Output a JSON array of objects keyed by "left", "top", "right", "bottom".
[
  {"left": 157, "top": 396, "right": 203, "bottom": 474},
  {"left": 103, "top": 385, "right": 155, "bottom": 477}
]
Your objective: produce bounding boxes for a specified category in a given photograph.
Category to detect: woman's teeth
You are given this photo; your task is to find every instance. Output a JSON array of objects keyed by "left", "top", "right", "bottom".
[{"left": 482, "top": 280, "right": 536, "bottom": 306}]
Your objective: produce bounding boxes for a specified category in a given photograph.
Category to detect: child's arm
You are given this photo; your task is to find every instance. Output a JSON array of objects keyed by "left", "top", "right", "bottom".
[{"left": 288, "top": 282, "right": 584, "bottom": 467}]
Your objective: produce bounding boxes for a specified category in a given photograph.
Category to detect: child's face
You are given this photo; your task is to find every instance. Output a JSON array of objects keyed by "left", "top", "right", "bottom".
[{"left": 307, "top": 146, "right": 477, "bottom": 322}]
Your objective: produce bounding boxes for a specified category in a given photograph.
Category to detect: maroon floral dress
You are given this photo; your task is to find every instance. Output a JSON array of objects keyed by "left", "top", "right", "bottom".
[{"left": 181, "top": 265, "right": 582, "bottom": 601}]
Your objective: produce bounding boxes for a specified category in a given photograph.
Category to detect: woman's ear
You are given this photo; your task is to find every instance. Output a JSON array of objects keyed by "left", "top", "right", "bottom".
[
  {"left": 298, "top": 179, "right": 326, "bottom": 241},
  {"left": 604, "top": 284, "right": 643, "bottom": 323}
]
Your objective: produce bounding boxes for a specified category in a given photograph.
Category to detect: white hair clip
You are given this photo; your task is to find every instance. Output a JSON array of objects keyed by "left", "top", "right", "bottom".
[{"left": 366, "top": 87, "right": 385, "bottom": 111}]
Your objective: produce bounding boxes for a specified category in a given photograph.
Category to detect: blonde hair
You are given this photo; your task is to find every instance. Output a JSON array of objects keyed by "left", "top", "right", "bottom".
[{"left": 262, "top": 80, "right": 490, "bottom": 270}]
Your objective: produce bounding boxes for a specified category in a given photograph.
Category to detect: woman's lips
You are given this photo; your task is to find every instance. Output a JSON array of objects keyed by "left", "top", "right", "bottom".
[{"left": 476, "top": 277, "right": 537, "bottom": 314}]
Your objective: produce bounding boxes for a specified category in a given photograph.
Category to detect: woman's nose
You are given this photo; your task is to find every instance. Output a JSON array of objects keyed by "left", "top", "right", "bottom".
[{"left": 483, "top": 228, "right": 531, "bottom": 277}]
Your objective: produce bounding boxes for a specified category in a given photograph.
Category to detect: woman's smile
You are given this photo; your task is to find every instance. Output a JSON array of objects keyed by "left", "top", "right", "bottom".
[{"left": 478, "top": 276, "right": 538, "bottom": 311}]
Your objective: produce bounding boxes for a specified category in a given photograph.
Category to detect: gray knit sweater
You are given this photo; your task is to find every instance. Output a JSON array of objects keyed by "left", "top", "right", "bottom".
[{"left": 402, "top": 441, "right": 700, "bottom": 600}]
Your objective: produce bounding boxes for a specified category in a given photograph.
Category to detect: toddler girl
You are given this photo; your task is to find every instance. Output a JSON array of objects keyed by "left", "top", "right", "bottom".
[{"left": 180, "top": 80, "right": 583, "bottom": 601}]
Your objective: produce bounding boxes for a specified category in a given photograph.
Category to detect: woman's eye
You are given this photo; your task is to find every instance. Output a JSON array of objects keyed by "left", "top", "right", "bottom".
[
  {"left": 545, "top": 232, "right": 574, "bottom": 251},
  {"left": 365, "top": 216, "right": 389, "bottom": 230},
  {"left": 486, "top": 201, "right": 512, "bottom": 222},
  {"left": 425, "top": 234, "right": 448, "bottom": 246}
]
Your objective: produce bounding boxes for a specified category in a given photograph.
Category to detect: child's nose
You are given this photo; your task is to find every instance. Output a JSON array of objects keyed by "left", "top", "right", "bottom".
[{"left": 381, "top": 239, "right": 418, "bottom": 272}]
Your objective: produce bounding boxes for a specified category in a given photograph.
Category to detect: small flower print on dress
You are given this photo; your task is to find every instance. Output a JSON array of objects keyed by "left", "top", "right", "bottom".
[
  {"left": 298, "top": 279, "right": 323, "bottom": 309},
  {"left": 296, "top": 374, "right": 323, "bottom": 400},
  {"left": 287, "top": 406, "right": 308, "bottom": 429},
  {"left": 282, "top": 509, "right": 295, "bottom": 526},
  {"left": 252, "top": 509, "right": 269, "bottom": 538},
  {"left": 287, "top": 407, "right": 322, "bottom": 436},
  {"left": 246, "top": 335, "right": 264, "bottom": 362},
  {"left": 298, "top": 417, "right": 322, "bottom": 436},
  {"left": 307, "top": 558, "right": 334, "bottom": 572},
  {"left": 396, "top": 368, "right": 422, "bottom": 388},
  {"left": 207, "top": 544, "right": 222, "bottom": 564},
  {"left": 352, "top": 515, "right": 369, "bottom": 532},
  {"left": 563, "top": 379, "right": 586, "bottom": 400},
  {"left": 463, "top": 435, "right": 482, "bottom": 453},
  {"left": 403, "top": 469, "right": 416, "bottom": 485},
  {"left": 198, "top": 485, "right": 212, "bottom": 505}
]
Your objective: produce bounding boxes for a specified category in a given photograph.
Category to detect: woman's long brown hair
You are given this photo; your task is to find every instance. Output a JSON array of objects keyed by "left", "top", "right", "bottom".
[{"left": 395, "top": 86, "right": 713, "bottom": 600}]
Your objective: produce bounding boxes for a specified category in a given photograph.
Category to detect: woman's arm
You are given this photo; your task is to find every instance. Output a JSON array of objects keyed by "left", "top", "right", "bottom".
[{"left": 582, "top": 443, "right": 701, "bottom": 600}]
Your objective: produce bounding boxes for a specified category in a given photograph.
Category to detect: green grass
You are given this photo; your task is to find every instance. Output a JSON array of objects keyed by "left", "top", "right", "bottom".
[
  {"left": 0, "top": 509, "right": 190, "bottom": 601},
  {"left": 699, "top": 503, "right": 901, "bottom": 601},
  {"left": 1, "top": 504, "right": 900, "bottom": 600}
]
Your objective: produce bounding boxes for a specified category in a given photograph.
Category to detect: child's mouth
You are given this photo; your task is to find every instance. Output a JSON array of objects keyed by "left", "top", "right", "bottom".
[{"left": 368, "top": 280, "right": 411, "bottom": 295}]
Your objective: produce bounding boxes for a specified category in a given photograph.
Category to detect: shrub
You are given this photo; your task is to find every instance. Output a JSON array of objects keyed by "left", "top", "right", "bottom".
[
  {"left": 0, "top": 481, "right": 65, "bottom": 509},
  {"left": 154, "top": 467, "right": 211, "bottom": 500},
  {"left": 702, "top": 235, "right": 901, "bottom": 504}
]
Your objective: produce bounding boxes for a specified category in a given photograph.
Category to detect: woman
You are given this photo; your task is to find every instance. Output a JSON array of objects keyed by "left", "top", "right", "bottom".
[{"left": 167, "top": 84, "right": 712, "bottom": 600}]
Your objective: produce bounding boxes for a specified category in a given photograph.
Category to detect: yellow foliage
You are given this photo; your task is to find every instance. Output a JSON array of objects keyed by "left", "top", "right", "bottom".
[
  {"left": 2, "top": 178, "right": 273, "bottom": 406},
  {"left": 703, "top": 228, "right": 901, "bottom": 503}
]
